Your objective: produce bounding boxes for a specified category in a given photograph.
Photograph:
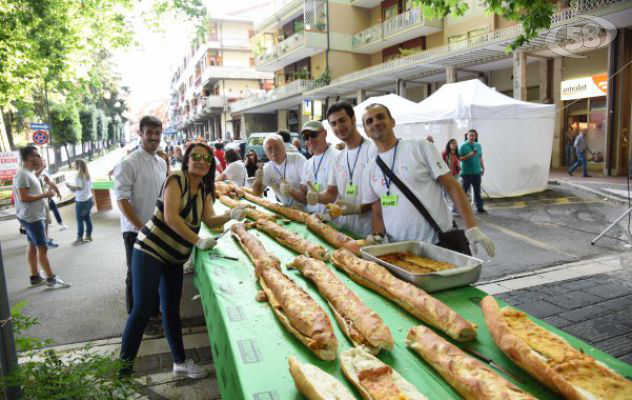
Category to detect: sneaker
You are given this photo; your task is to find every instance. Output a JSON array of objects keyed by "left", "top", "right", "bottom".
[
  {"left": 183, "top": 258, "right": 194, "bottom": 274},
  {"left": 567, "top": 169, "right": 573, "bottom": 176},
  {"left": 477, "top": 208, "right": 488, "bottom": 214},
  {"left": 45, "top": 277, "right": 71, "bottom": 290},
  {"left": 47, "top": 239, "right": 59, "bottom": 248},
  {"left": 59, "top": 224, "right": 68, "bottom": 231},
  {"left": 142, "top": 321, "right": 163, "bottom": 339},
  {"left": 173, "top": 359, "right": 208, "bottom": 379},
  {"left": 30, "top": 276, "right": 46, "bottom": 286},
  {"left": 84, "top": 235, "right": 93, "bottom": 242},
  {"left": 72, "top": 237, "right": 84, "bottom": 245}
]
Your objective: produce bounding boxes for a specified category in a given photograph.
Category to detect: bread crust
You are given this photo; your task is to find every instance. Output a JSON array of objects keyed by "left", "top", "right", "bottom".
[
  {"left": 288, "top": 357, "right": 355, "bottom": 400},
  {"left": 406, "top": 325, "right": 536, "bottom": 400},
  {"left": 219, "top": 195, "right": 277, "bottom": 222},
  {"left": 259, "top": 267, "right": 337, "bottom": 360},
  {"left": 289, "top": 256, "right": 393, "bottom": 354},
  {"left": 331, "top": 249, "right": 476, "bottom": 342},
  {"left": 305, "top": 215, "right": 364, "bottom": 255},
  {"left": 230, "top": 223, "right": 280, "bottom": 278},
  {"left": 255, "top": 220, "right": 328, "bottom": 260},
  {"left": 244, "top": 192, "right": 309, "bottom": 222}
]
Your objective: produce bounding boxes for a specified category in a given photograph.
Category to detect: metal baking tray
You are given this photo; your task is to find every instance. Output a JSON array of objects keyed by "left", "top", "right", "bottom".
[{"left": 360, "top": 241, "right": 483, "bottom": 293}]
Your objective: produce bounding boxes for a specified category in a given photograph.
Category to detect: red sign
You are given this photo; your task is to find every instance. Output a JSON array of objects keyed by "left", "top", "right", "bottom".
[
  {"left": 0, "top": 152, "right": 19, "bottom": 180},
  {"left": 32, "top": 130, "right": 49, "bottom": 145}
]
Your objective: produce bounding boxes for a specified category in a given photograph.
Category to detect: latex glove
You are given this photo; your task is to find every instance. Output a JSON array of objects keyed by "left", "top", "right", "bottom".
[
  {"left": 315, "top": 213, "right": 332, "bottom": 222},
  {"left": 195, "top": 237, "right": 217, "bottom": 250},
  {"left": 465, "top": 227, "right": 495, "bottom": 257},
  {"left": 254, "top": 167, "right": 263, "bottom": 182},
  {"left": 365, "top": 233, "right": 386, "bottom": 245},
  {"left": 279, "top": 178, "right": 291, "bottom": 197},
  {"left": 230, "top": 206, "right": 248, "bottom": 221},
  {"left": 306, "top": 181, "right": 319, "bottom": 206},
  {"left": 335, "top": 199, "right": 361, "bottom": 215}
]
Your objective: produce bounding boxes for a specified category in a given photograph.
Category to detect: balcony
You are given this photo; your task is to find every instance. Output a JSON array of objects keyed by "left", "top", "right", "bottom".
[
  {"left": 205, "top": 95, "right": 225, "bottom": 110},
  {"left": 208, "top": 37, "right": 250, "bottom": 50},
  {"left": 351, "top": 8, "right": 442, "bottom": 54},
  {"left": 255, "top": 30, "right": 328, "bottom": 71},
  {"left": 350, "top": 0, "right": 381, "bottom": 7},
  {"left": 255, "top": 0, "right": 304, "bottom": 32},
  {"left": 200, "top": 66, "right": 273, "bottom": 87},
  {"left": 230, "top": 79, "right": 324, "bottom": 113}
]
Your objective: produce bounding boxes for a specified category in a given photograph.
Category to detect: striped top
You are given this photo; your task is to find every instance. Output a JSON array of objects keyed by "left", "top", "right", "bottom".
[{"left": 135, "top": 170, "right": 208, "bottom": 265}]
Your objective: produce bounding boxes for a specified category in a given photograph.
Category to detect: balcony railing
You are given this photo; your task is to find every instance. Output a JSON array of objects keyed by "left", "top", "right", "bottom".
[
  {"left": 230, "top": 79, "right": 323, "bottom": 113},
  {"left": 352, "top": 24, "right": 382, "bottom": 48},
  {"left": 208, "top": 37, "right": 250, "bottom": 49},
  {"left": 352, "top": 8, "right": 438, "bottom": 48},
  {"left": 257, "top": 30, "right": 306, "bottom": 64},
  {"left": 205, "top": 95, "right": 225, "bottom": 109},
  {"left": 201, "top": 66, "right": 273, "bottom": 83}
]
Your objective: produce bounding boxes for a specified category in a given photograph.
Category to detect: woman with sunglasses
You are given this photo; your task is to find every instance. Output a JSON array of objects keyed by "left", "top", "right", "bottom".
[{"left": 120, "top": 143, "right": 247, "bottom": 378}]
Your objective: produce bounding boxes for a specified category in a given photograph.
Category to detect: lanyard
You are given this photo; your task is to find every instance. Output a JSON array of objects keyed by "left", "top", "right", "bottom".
[
  {"left": 346, "top": 138, "right": 364, "bottom": 184},
  {"left": 313, "top": 147, "right": 329, "bottom": 182},
  {"left": 272, "top": 158, "right": 287, "bottom": 180},
  {"left": 382, "top": 140, "right": 399, "bottom": 195}
]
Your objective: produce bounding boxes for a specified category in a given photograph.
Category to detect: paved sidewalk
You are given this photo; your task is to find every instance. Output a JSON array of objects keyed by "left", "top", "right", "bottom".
[
  {"left": 549, "top": 168, "right": 632, "bottom": 205},
  {"left": 476, "top": 252, "right": 632, "bottom": 365}
]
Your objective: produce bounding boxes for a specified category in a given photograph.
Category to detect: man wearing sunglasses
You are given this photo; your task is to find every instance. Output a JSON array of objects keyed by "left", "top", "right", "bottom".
[{"left": 252, "top": 133, "right": 306, "bottom": 208}]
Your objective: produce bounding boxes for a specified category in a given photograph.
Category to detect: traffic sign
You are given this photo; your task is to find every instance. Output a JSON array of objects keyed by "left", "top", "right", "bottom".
[
  {"left": 29, "top": 123, "right": 50, "bottom": 131},
  {"left": 32, "top": 130, "right": 49, "bottom": 145}
]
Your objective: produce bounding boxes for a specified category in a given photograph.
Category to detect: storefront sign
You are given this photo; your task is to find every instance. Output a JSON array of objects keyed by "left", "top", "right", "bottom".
[
  {"left": 0, "top": 152, "right": 19, "bottom": 180},
  {"left": 561, "top": 74, "right": 608, "bottom": 100}
]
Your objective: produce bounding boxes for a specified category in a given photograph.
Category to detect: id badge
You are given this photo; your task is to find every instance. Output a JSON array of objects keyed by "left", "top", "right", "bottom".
[
  {"left": 345, "top": 183, "right": 358, "bottom": 197},
  {"left": 380, "top": 194, "right": 399, "bottom": 207},
  {"left": 313, "top": 182, "right": 321, "bottom": 192}
]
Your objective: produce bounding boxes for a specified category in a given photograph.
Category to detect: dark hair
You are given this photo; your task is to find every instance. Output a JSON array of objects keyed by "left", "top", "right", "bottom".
[
  {"left": 245, "top": 150, "right": 259, "bottom": 165},
  {"left": 327, "top": 101, "right": 354, "bottom": 120},
  {"left": 277, "top": 129, "right": 291, "bottom": 143},
  {"left": 139, "top": 116, "right": 162, "bottom": 132},
  {"left": 213, "top": 142, "right": 224, "bottom": 150},
  {"left": 466, "top": 129, "right": 479, "bottom": 142},
  {"left": 364, "top": 103, "right": 393, "bottom": 119},
  {"left": 181, "top": 143, "right": 216, "bottom": 201},
  {"left": 445, "top": 139, "right": 458, "bottom": 156},
  {"left": 19, "top": 145, "right": 38, "bottom": 161},
  {"left": 225, "top": 149, "right": 240, "bottom": 164}
]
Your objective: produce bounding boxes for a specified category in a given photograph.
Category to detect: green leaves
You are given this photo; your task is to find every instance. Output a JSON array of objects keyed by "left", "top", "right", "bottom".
[{"left": 49, "top": 102, "right": 81, "bottom": 145}]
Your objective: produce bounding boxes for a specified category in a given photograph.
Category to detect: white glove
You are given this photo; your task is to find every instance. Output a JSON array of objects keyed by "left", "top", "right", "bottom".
[
  {"left": 465, "top": 227, "right": 495, "bottom": 257},
  {"left": 279, "top": 179, "right": 291, "bottom": 197},
  {"left": 230, "top": 206, "right": 248, "bottom": 221},
  {"left": 195, "top": 237, "right": 217, "bottom": 250},
  {"left": 315, "top": 213, "right": 332, "bottom": 222},
  {"left": 306, "top": 181, "right": 320, "bottom": 206},
  {"left": 365, "top": 233, "right": 386, "bottom": 245},
  {"left": 335, "top": 199, "right": 361, "bottom": 216},
  {"left": 254, "top": 167, "right": 263, "bottom": 181}
]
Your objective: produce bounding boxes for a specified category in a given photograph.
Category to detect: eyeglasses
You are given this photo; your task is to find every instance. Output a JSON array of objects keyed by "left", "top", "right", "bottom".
[
  {"left": 302, "top": 131, "right": 320, "bottom": 141},
  {"left": 190, "top": 153, "right": 213, "bottom": 163}
]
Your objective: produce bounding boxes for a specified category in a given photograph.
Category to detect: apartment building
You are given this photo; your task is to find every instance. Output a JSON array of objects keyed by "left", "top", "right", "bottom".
[
  {"left": 170, "top": 16, "right": 274, "bottom": 141},
  {"left": 231, "top": 0, "right": 632, "bottom": 176}
]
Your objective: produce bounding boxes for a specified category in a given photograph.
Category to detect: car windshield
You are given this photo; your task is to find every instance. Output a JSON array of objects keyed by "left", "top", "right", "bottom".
[{"left": 249, "top": 137, "right": 265, "bottom": 146}]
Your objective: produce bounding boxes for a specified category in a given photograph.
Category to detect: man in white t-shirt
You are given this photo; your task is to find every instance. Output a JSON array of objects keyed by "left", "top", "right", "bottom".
[
  {"left": 306, "top": 102, "right": 374, "bottom": 237},
  {"left": 360, "top": 103, "right": 495, "bottom": 257},
  {"left": 252, "top": 134, "right": 306, "bottom": 208},
  {"left": 215, "top": 149, "right": 247, "bottom": 186}
]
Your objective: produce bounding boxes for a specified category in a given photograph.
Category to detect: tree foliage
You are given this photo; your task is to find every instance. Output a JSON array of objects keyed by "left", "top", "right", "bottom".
[
  {"left": 49, "top": 102, "right": 81, "bottom": 145},
  {"left": 79, "top": 105, "right": 98, "bottom": 142},
  {"left": 96, "top": 110, "right": 107, "bottom": 141}
]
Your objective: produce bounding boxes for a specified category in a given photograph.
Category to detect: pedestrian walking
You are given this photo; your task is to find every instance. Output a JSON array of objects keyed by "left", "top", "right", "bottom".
[
  {"left": 568, "top": 131, "right": 590, "bottom": 177},
  {"left": 119, "top": 142, "right": 247, "bottom": 378},
  {"left": 36, "top": 164, "right": 67, "bottom": 231},
  {"left": 459, "top": 129, "right": 487, "bottom": 213},
  {"left": 114, "top": 116, "right": 167, "bottom": 339},
  {"left": 12, "top": 145, "right": 70, "bottom": 289},
  {"left": 66, "top": 159, "right": 94, "bottom": 244},
  {"left": 442, "top": 139, "right": 460, "bottom": 177},
  {"left": 34, "top": 163, "right": 61, "bottom": 248}
]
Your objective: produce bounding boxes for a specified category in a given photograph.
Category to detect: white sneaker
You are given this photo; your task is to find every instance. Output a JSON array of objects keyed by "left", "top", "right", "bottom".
[
  {"left": 59, "top": 224, "right": 68, "bottom": 231},
  {"left": 173, "top": 359, "right": 208, "bottom": 379},
  {"left": 45, "top": 277, "right": 71, "bottom": 290}
]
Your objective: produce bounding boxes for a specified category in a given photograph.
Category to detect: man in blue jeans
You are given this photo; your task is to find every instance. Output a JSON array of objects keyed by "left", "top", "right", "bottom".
[
  {"left": 13, "top": 145, "right": 70, "bottom": 289},
  {"left": 459, "top": 129, "right": 487, "bottom": 214},
  {"left": 568, "top": 131, "right": 590, "bottom": 177}
]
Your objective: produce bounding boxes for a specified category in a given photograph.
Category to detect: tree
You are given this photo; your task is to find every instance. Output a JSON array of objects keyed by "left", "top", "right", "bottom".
[
  {"left": 79, "top": 105, "right": 97, "bottom": 158},
  {"left": 49, "top": 102, "right": 81, "bottom": 167},
  {"left": 96, "top": 109, "right": 108, "bottom": 145}
]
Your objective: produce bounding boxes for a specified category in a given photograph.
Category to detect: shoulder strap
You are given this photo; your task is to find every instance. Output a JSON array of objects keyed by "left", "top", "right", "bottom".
[{"left": 375, "top": 156, "right": 443, "bottom": 234}]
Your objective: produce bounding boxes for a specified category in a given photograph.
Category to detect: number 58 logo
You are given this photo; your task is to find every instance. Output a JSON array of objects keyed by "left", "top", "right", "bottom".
[{"left": 545, "top": 15, "right": 616, "bottom": 58}]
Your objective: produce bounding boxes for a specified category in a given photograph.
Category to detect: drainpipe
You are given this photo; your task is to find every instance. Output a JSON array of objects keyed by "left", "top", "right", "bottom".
[
  {"left": 324, "top": 0, "right": 330, "bottom": 112},
  {"left": 606, "top": 31, "right": 618, "bottom": 176}
]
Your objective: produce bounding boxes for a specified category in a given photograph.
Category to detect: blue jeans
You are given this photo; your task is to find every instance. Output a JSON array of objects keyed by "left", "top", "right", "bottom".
[
  {"left": 120, "top": 249, "right": 185, "bottom": 365},
  {"left": 75, "top": 198, "right": 93, "bottom": 237},
  {"left": 48, "top": 198, "right": 63, "bottom": 225},
  {"left": 569, "top": 150, "right": 588, "bottom": 176},
  {"left": 461, "top": 174, "right": 484, "bottom": 211},
  {"left": 19, "top": 219, "right": 48, "bottom": 247}
]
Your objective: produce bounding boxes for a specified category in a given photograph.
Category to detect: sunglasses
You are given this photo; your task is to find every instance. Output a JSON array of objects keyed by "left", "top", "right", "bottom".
[
  {"left": 190, "top": 153, "right": 213, "bottom": 163},
  {"left": 302, "top": 131, "right": 320, "bottom": 140}
]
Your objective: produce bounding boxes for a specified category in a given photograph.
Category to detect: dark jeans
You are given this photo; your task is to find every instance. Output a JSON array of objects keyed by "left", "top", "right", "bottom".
[
  {"left": 569, "top": 150, "right": 588, "bottom": 176},
  {"left": 461, "top": 174, "right": 484, "bottom": 211},
  {"left": 120, "top": 249, "right": 185, "bottom": 365},
  {"left": 123, "top": 232, "right": 160, "bottom": 317},
  {"left": 75, "top": 198, "right": 93, "bottom": 237},
  {"left": 48, "top": 198, "right": 63, "bottom": 224}
]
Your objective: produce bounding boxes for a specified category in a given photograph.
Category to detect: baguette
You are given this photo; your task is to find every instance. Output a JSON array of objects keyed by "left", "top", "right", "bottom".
[
  {"left": 231, "top": 223, "right": 280, "bottom": 276},
  {"left": 215, "top": 180, "right": 245, "bottom": 198},
  {"left": 256, "top": 220, "right": 328, "bottom": 260},
  {"left": 305, "top": 214, "right": 365, "bottom": 255},
  {"left": 340, "top": 348, "right": 427, "bottom": 400},
  {"left": 219, "top": 195, "right": 277, "bottom": 222},
  {"left": 406, "top": 325, "right": 536, "bottom": 400},
  {"left": 259, "top": 266, "right": 338, "bottom": 360},
  {"left": 244, "top": 192, "right": 309, "bottom": 222},
  {"left": 331, "top": 249, "right": 476, "bottom": 342},
  {"left": 289, "top": 256, "right": 393, "bottom": 354},
  {"left": 481, "top": 295, "right": 632, "bottom": 400},
  {"left": 288, "top": 356, "right": 355, "bottom": 400}
]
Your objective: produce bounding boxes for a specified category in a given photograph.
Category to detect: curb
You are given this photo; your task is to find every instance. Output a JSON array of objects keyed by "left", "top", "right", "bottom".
[{"left": 559, "top": 179, "right": 630, "bottom": 206}]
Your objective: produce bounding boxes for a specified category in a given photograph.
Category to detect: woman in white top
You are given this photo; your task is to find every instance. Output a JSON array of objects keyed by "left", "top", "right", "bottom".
[
  {"left": 66, "top": 159, "right": 93, "bottom": 244},
  {"left": 215, "top": 149, "right": 247, "bottom": 186}
]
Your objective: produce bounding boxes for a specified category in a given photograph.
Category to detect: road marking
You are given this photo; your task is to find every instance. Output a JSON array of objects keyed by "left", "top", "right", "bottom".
[
  {"left": 484, "top": 222, "right": 577, "bottom": 258},
  {"left": 487, "top": 196, "right": 600, "bottom": 209}
]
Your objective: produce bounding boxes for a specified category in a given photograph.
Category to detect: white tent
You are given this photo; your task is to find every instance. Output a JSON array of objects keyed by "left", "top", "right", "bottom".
[{"left": 412, "top": 79, "right": 555, "bottom": 198}]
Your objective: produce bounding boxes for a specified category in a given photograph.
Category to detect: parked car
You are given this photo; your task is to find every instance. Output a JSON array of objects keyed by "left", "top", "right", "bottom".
[
  {"left": 225, "top": 140, "right": 246, "bottom": 158},
  {"left": 245, "top": 132, "right": 303, "bottom": 162}
]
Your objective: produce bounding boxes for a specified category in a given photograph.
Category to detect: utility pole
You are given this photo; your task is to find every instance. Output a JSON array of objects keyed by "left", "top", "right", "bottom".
[{"left": 0, "top": 243, "right": 21, "bottom": 399}]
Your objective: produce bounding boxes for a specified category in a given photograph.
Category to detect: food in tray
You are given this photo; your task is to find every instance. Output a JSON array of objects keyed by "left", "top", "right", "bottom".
[
  {"left": 305, "top": 214, "right": 365, "bottom": 255},
  {"left": 244, "top": 192, "right": 309, "bottom": 222},
  {"left": 326, "top": 203, "right": 343, "bottom": 218},
  {"left": 231, "top": 223, "right": 280, "bottom": 276},
  {"left": 288, "top": 356, "right": 356, "bottom": 400},
  {"left": 406, "top": 325, "right": 536, "bottom": 400},
  {"left": 259, "top": 266, "right": 338, "bottom": 360},
  {"left": 255, "top": 220, "right": 328, "bottom": 260},
  {"left": 481, "top": 295, "right": 632, "bottom": 400},
  {"left": 377, "top": 252, "right": 455, "bottom": 275},
  {"left": 331, "top": 249, "right": 477, "bottom": 342},
  {"left": 215, "top": 181, "right": 245, "bottom": 198},
  {"left": 219, "top": 195, "right": 278, "bottom": 222},
  {"left": 340, "top": 348, "right": 427, "bottom": 400},
  {"left": 289, "top": 256, "right": 393, "bottom": 354}
]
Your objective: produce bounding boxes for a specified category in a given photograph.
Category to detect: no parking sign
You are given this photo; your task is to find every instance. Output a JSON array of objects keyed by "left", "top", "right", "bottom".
[{"left": 30, "top": 123, "right": 50, "bottom": 145}]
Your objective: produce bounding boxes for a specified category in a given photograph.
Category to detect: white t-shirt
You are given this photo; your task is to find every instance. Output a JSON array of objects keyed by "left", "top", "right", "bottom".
[
  {"left": 223, "top": 160, "right": 247, "bottom": 186},
  {"left": 301, "top": 146, "right": 335, "bottom": 215},
  {"left": 362, "top": 139, "right": 452, "bottom": 244},
  {"left": 327, "top": 139, "right": 376, "bottom": 237},
  {"left": 13, "top": 168, "right": 46, "bottom": 223},
  {"left": 74, "top": 175, "right": 93, "bottom": 201},
  {"left": 262, "top": 152, "right": 306, "bottom": 207}
]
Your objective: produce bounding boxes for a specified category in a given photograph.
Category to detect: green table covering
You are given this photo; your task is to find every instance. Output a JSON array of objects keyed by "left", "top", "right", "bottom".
[
  {"left": 91, "top": 180, "right": 114, "bottom": 190},
  {"left": 193, "top": 202, "right": 632, "bottom": 400}
]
